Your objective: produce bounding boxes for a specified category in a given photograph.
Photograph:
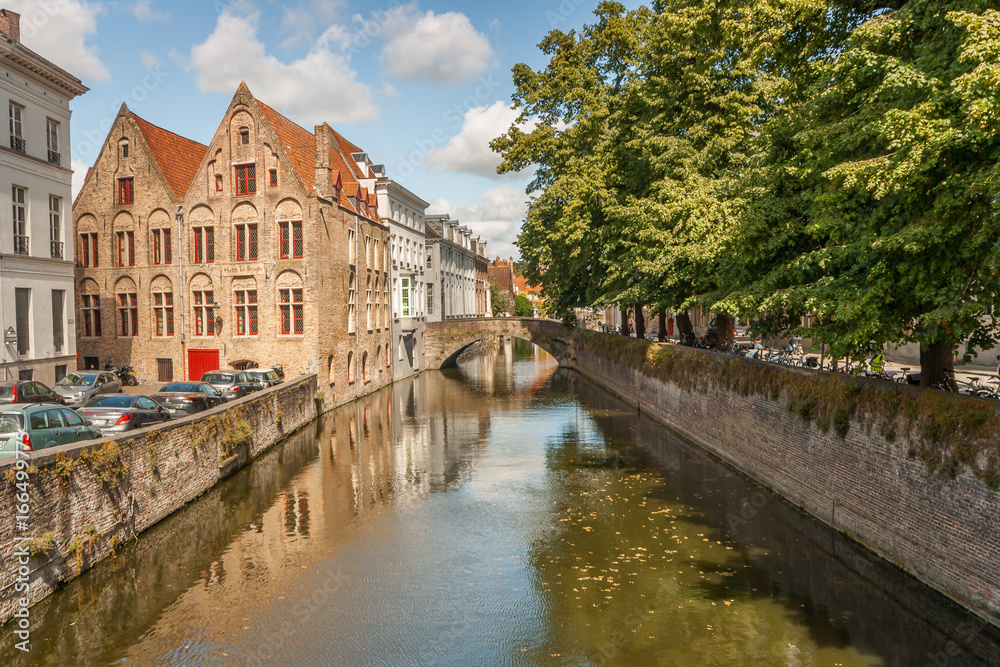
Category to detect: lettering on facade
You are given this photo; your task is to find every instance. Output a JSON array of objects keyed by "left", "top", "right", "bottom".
[{"left": 221, "top": 263, "right": 264, "bottom": 277}]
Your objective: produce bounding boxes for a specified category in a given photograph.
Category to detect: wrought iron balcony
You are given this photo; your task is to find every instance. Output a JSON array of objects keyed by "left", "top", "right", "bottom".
[
  {"left": 50, "top": 240, "right": 64, "bottom": 259},
  {"left": 47, "top": 149, "right": 60, "bottom": 165},
  {"left": 13, "top": 235, "right": 29, "bottom": 255},
  {"left": 9, "top": 135, "right": 25, "bottom": 153}
]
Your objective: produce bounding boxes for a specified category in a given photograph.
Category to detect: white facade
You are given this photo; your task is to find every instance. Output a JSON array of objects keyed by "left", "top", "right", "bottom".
[
  {"left": 0, "top": 12, "right": 87, "bottom": 385},
  {"left": 376, "top": 175, "right": 428, "bottom": 381},
  {"left": 425, "top": 215, "right": 485, "bottom": 322}
]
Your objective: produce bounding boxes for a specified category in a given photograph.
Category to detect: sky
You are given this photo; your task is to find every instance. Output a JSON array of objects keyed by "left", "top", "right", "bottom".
[{"left": 6, "top": 0, "right": 625, "bottom": 261}]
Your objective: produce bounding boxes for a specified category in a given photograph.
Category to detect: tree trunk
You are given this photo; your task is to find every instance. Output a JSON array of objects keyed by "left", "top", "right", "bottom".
[
  {"left": 676, "top": 311, "right": 694, "bottom": 344},
  {"left": 657, "top": 310, "right": 667, "bottom": 342},
  {"left": 715, "top": 313, "right": 734, "bottom": 344},
  {"left": 635, "top": 305, "right": 646, "bottom": 339},
  {"left": 919, "top": 340, "right": 955, "bottom": 388},
  {"left": 620, "top": 304, "right": 629, "bottom": 336}
]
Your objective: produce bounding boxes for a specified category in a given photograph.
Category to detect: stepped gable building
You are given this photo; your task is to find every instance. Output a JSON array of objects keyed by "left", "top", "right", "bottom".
[
  {"left": 73, "top": 83, "right": 391, "bottom": 403},
  {"left": 488, "top": 257, "right": 516, "bottom": 316},
  {"left": 1, "top": 9, "right": 88, "bottom": 385}
]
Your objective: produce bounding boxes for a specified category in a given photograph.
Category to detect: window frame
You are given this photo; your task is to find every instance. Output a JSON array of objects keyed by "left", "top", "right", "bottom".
[
  {"left": 152, "top": 228, "right": 172, "bottom": 265},
  {"left": 81, "top": 293, "right": 101, "bottom": 337},
  {"left": 278, "top": 220, "right": 303, "bottom": 259},
  {"left": 192, "top": 290, "right": 215, "bottom": 337},
  {"left": 235, "top": 163, "right": 257, "bottom": 195},
  {"left": 234, "top": 288, "right": 258, "bottom": 337},
  {"left": 153, "top": 290, "right": 174, "bottom": 337},
  {"left": 117, "top": 292, "right": 138, "bottom": 337},
  {"left": 117, "top": 177, "right": 134, "bottom": 205},
  {"left": 235, "top": 222, "right": 258, "bottom": 261},
  {"left": 193, "top": 226, "right": 215, "bottom": 264},
  {"left": 278, "top": 288, "right": 304, "bottom": 335}
]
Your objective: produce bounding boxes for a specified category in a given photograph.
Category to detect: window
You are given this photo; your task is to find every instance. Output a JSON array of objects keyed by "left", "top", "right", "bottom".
[
  {"left": 365, "top": 236, "right": 371, "bottom": 265},
  {"left": 152, "top": 228, "right": 172, "bottom": 264},
  {"left": 348, "top": 272, "right": 356, "bottom": 334},
  {"left": 279, "top": 288, "right": 303, "bottom": 335},
  {"left": 374, "top": 239, "right": 380, "bottom": 271},
  {"left": 193, "top": 226, "right": 215, "bottom": 263},
  {"left": 52, "top": 290, "right": 64, "bottom": 353},
  {"left": 215, "top": 174, "right": 223, "bottom": 192},
  {"left": 49, "top": 196, "right": 62, "bottom": 258},
  {"left": 279, "top": 220, "right": 302, "bottom": 259},
  {"left": 117, "top": 178, "right": 134, "bottom": 205},
  {"left": 235, "top": 223, "right": 258, "bottom": 261},
  {"left": 235, "top": 289, "right": 258, "bottom": 336},
  {"left": 427, "top": 284, "right": 434, "bottom": 315},
  {"left": 239, "top": 128, "right": 249, "bottom": 145},
  {"left": 235, "top": 164, "right": 256, "bottom": 195},
  {"left": 366, "top": 283, "right": 372, "bottom": 330},
  {"left": 18, "top": 370, "right": 32, "bottom": 381},
  {"left": 426, "top": 251, "right": 432, "bottom": 269},
  {"left": 118, "top": 292, "right": 138, "bottom": 337},
  {"left": 348, "top": 229, "right": 356, "bottom": 264},
  {"left": 81, "top": 294, "right": 101, "bottom": 337},
  {"left": 401, "top": 277, "right": 411, "bottom": 317},
  {"left": 362, "top": 352, "right": 368, "bottom": 382},
  {"left": 347, "top": 352, "right": 354, "bottom": 383},
  {"left": 157, "top": 358, "right": 174, "bottom": 382},
  {"left": 80, "top": 232, "right": 99, "bottom": 267},
  {"left": 15, "top": 288, "right": 29, "bottom": 355},
  {"left": 121, "top": 143, "right": 129, "bottom": 158},
  {"left": 9, "top": 102, "right": 23, "bottom": 152},
  {"left": 193, "top": 290, "right": 215, "bottom": 336},
  {"left": 153, "top": 291, "right": 174, "bottom": 336},
  {"left": 55, "top": 365, "right": 67, "bottom": 383},
  {"left": 46, "top": 119, "right": 60, "bottom": 164},
  {"left": 116, "top": 231, "right": 135, "bottom": 266},
  {"left": 269, "top": 169, "right": 277, "bottom": 187},
  {"left": 12, "top": 185, "right": 26, "bottom": 255}
]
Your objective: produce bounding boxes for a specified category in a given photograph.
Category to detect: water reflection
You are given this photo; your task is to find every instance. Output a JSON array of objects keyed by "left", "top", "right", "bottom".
[{"left": 2, "top": 338, "right": 998, "bottom": 666}]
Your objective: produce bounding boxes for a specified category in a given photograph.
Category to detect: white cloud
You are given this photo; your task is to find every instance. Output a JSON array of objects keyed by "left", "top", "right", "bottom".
[
  {"left": 131, "top": 0, "right": 169, "bottom": 22},
  {"left": 72, "top": 157, "right": 89, "bottom": 201},
  {"left": 427, "top": 101, "right": 532, "bottom": 177},
  {"left": 428, "top": 185, "right": 528, "bottom": 260},
  {"left": 139, "top": 50, "right": 161, "bottom": 69},
  {"left": 379, "top": 7, "right": 494, "bottom": 85},
  {"left": 279, "top": 0, "right": 344, "bottom": 45},
  {"left": 188, "top": 8, "right": 376, "bottom": 125},
  {"left": 6, "top": 0, "right": 109, "bottom": 83}
]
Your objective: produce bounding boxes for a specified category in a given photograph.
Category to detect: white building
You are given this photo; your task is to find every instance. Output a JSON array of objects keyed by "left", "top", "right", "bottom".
[
  {"left": 0, "top": 10, "right": 87, "bottom": 385},
  {"left": 376, "top": 173, "right": 428, "bottom": 381},
  {"left": 425, "top": 215, "right": 484, "bottom": 322}
]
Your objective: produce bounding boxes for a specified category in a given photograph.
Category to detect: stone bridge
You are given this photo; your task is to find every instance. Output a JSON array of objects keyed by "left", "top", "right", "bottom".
[{"left": 424, "top": 318, "right": 575, "bottom": 369}]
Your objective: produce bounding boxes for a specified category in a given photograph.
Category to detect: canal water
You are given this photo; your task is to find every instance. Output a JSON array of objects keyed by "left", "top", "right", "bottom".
[{"left": 4, "top": 339, "right": 1000, "bottom": 666}]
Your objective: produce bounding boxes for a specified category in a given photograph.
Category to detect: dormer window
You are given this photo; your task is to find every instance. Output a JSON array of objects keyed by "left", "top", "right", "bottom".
[
  {"left": 121, "top": 143, "right": 129, "bottom": 158},
  {"left": 239, "top": 128, "right": 250, "bottom": 145}
]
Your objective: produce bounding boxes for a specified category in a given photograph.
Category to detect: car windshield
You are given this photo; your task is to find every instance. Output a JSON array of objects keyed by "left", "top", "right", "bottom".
[
  {"left": 57, "top": 373, "right": 96, "bottom": 387},
  {"left": 85, "top": 396, "right": 134, "bottom": 409},
  {"left": 0, "top": 413, "right": 24, "bottom": 434},
  {"left": 203, "top": 374, "right": 233, "bottom": 384},
  {"left": 160, "top": 383, "right": 198, "bottom": 393}
]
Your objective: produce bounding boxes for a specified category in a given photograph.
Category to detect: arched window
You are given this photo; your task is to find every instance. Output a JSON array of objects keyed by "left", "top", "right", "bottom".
[
  {"left": 276, "top": 271, "right": 304, "bottom": 335},
  {"left": 328, "top": 355, "right": 335, "bottom": 386},
  {"left": 347, "top": 352, "right": 355, "bottom": 383},
  {"left": 362, "top": 351, "right": 368, "bottom": 382},
  {"left": 151, "top": 275, "right": 174, "bottom": 337}
]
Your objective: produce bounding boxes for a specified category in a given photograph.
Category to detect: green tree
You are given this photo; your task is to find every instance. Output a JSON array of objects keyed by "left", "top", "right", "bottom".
[
  {"left": 490, "top": 279, "right": 513, "bottom": 316},
  {"left": 724, "top": 0, "right": 1000, "bottom": 385},
  {"left": 515, "top": 294, "right": 534, "bottom": 317}
]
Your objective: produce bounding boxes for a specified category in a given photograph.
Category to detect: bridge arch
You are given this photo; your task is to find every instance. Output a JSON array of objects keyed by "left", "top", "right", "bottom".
[{"left": 424, "top": 318, "right": 573, "bottom": 369}]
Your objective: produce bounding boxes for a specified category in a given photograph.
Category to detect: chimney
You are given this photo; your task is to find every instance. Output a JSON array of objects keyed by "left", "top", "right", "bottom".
[
  {"left": 314, "top": 125, "right": 333, "bottom": 198},
  {"left": 0, "top": 9, "right": 20, "bottom": 42}
]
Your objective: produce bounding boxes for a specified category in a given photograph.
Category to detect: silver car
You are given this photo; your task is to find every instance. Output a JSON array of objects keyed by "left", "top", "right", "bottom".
[{"left": 53, "top": 371, "right": 122, "bottom": 408}]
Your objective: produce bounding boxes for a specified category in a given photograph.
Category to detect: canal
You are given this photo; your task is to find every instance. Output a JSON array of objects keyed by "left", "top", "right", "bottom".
[{"left": 4, "top": 339, "right": 1000, "bottom": 665}]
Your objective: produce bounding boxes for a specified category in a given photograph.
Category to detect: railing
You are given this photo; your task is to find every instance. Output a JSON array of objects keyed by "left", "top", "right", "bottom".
[
  {"left": 47, "top": 149, "right": 60, "bottom": 165},
  {"left": 13, "top": 235, "right": 29, "bottom": 255},
  {"left": 9, "top": 135, "right": 25, "bottom": 153},
  {"left": 50, "top": 240, "right": 64, "bottom": 259}
]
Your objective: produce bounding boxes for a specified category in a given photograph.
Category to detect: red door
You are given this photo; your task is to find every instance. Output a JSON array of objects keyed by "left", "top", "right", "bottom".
[{"left": 188, "top": 349, "right": 220, "bottom": 381}]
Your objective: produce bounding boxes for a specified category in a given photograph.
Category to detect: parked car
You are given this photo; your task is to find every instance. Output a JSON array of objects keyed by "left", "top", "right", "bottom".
[
  {"left": 76, "top": 394, "right": 170, "bottom": 434},
  {"left": 0, "top": 403, "right": 102, "bottom": 459},
  {"left": 200, "top": 371, "right": 263, "bottom": 401},
  {"left": 152, "top": 383, "right": 228, "bottom": 416},
  {"left": 0, "top": 380, "right": 62, "bottom": 405},
  {"left": 246, "top": 368, "right": 283, "bottom": 389},
  {"left": 53, "top": 371, "right": 122, "bottom": 408}
]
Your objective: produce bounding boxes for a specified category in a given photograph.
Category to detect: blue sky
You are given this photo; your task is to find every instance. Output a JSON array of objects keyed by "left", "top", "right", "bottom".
[{"left": 8, "top": 0, "right": 627, "bottom": 260}]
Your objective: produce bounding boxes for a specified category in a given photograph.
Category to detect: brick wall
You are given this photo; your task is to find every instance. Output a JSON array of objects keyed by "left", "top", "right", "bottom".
[
  {"left": 570, "top": 333, "right": 1000, "bottom": 627},
  {"left": 0, "top": 375, "right": 318, "bottom": 624}
]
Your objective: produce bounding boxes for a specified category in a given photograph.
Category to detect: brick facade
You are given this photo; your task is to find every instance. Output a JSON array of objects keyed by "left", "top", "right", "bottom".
[{"left": 73, "top": 84, "right": 391, "bottom": 402}]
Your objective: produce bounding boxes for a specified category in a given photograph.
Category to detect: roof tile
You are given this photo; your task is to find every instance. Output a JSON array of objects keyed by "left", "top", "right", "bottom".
[{"left": 132, "top": 114, "right": 208, "bottom": 199}]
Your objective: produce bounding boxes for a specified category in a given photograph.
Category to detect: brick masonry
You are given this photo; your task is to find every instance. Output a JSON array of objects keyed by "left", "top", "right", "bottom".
[
  {"left": 0, "top": 375, "right": 318, "bottom": 624},
  {"left": 568, "top": 334, "right": 1000, "bottom": 627}
]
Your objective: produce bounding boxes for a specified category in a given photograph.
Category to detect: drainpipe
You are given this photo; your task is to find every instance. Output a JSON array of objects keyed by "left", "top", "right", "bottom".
[{"left": 176, "top": 206, "right": 186, "bottom": 380}]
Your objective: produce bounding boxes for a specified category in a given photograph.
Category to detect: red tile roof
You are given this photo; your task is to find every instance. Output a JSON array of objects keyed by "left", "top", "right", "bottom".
[
  {"left": 132, "top": 114, "right": 208, "bottom": 199},
  {"left": 255, "top": 100, "right": 317, "bottom": 191}
]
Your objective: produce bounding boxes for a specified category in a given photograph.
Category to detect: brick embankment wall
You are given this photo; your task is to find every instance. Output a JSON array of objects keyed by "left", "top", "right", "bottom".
[
  {"left": 0, "top": 375, "right": 318, "bottom": 624},
  {"left": 569, "top": 331, "right": 1000, "bottom": 627}
]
